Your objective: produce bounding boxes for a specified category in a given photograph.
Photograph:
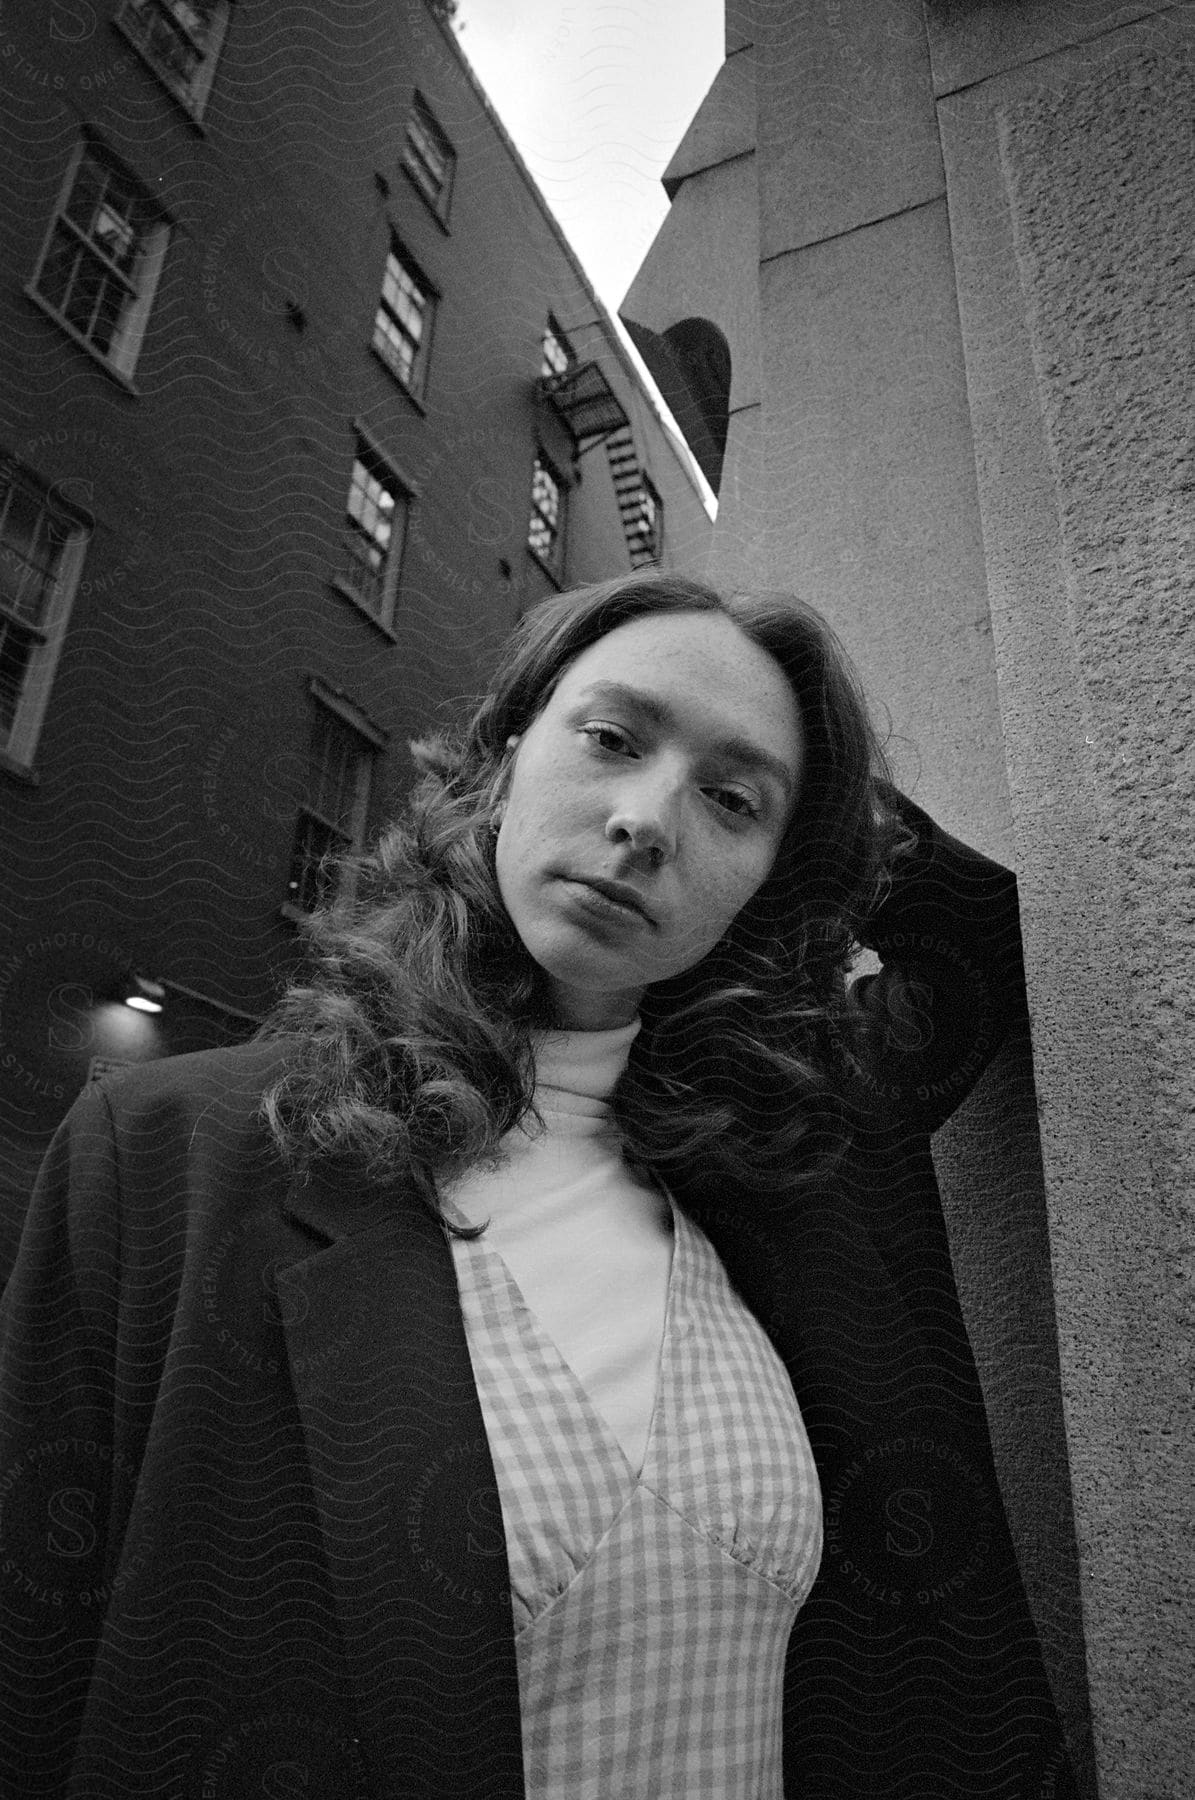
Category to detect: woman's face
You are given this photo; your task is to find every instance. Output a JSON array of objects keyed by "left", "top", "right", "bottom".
[{"left": 494, "top": 609, "right": 805, "bottom": 1029}]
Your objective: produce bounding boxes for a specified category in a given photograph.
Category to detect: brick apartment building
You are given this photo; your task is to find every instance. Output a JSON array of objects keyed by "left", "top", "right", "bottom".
[{"left": 0, "top": 0, "right": 711, "bottom": 1264}]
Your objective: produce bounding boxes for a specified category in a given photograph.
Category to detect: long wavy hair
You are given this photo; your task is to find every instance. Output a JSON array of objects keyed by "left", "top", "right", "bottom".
[{"left": 258, "top": 572, "right": 907, "bottom": 1224}]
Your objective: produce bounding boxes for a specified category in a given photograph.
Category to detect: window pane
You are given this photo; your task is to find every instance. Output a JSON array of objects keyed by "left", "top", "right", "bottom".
[
  {"left": 288, "top": 699, "right": 373, "bottom": 910},
  {"left": 403, "top": 99, "right": 453, "bottom": 210},
  {"left": 382, "top": 257, "right": 425, "bottom": 338},
  {"left": 532, "top": 463, "right": 559, "bottom": 525},
  {"left": 376, "top": 249, "right": 429, "bottom": 392},
  {"left": 309, "top": 713, "right": 353, "bottom": 829},
  {"left": 0, "top": 618, "right": 36, "bottom": 738},
  {"left": 92, "top": 198, "right": 138, "bottom": 271},
  {"left": 528, "top": 457, "right": 563, "bottom": 562},
  {"left": 347, "top": 457, "right": 396, "bottom": 553},
  {"left": 87, "top": 271, "right": 129, "bottom": 357},
  {"left": 169, "top": 0, "right": 220, "bottom": 45},
  {"left": 372, "top": 310, "right": 415, "bottom": 385},
  {"left": 341, "top": 445, "right": 405, "bottom": 615},
  {"left": 64, "top": 156, "right": 105, "bottom": 235},
  {"left": 35, "top": 227, "right": 81, "bottom": 314},
  {"left": 287, "top": 810, "right": 348, "bottom": 912},
  {"left": 0, "top": 474, "right": 70, "bottom": 627},
  {"left": 123, "top": 0, "right": 208, "bottom": 88},
  {"left": 65, "top": 154, "right": 145, "bottom": 273},
  {"left": 61, "top": 255, "right": 104, "bottom": 336},
  {"left": 541, "top": 326, "right": 572, "bottom": 378},
  {"left": 407, "top": 120, "right": 445, "bottom": 189},
  {"left": 39, "top": 147, "right": 160, "bottom": 367},
  {"left": 391, "top": 283, "right": 423, "bottom": 343}
]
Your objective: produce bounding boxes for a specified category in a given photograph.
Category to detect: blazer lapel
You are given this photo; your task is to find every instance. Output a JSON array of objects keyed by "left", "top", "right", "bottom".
[{"left": 277, "top": 1168, "right": 526, "bottom": 1798}]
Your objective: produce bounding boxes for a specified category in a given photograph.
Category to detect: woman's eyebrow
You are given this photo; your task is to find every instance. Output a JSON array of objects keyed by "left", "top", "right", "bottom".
[{"left": 576, "top": 679, "right": 796, "bottom": 799}]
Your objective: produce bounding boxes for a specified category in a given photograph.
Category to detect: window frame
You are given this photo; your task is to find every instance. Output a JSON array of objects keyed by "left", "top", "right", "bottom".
[
  {"left": 526, "top": 447, "right": 568, "bottom": 580},
  {"left": 114, "top": 0, "right": 233, "bottom": 121},
  {"left": 0, "top": 457, "right": 92, "bottom": 776},
  {"left": 370, "top": 236, "right": 437, "bottom": 404},
  {"left": 284, "top": 678, "right": 382, "bottom": 916},
  {"left": 540, "top": 314, "right": 575, "bottom": 380},
  {"left": 28, "top": 137, "right": 170, "bottom": 383},
  {"left": 638, "top": 471, "right": 664, "bottom": 563},
  {"left": 401, "top": 90, "right": 457, "bottom": 223},
  {"left": 329, "top": 424, "right": 414, "bottom": 634}
]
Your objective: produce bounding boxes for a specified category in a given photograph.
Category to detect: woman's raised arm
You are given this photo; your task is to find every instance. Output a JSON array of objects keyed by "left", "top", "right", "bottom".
[{"left": 848, "top": 784, "right": 1029, "bottom": 1136}]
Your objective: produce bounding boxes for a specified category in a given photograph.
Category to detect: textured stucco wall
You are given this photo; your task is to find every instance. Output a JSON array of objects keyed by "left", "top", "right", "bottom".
[
  {"left": 940, "top": 24, "right": 1195, "bottom": 1794},
  {"left": 756, "top": 0, "right": 943, "bottom": 258},
  {"left": 924, "top": 0, "right": 1181, "bottom": 94},
  {"left": 625, "top": 4, "right": 1195, "bottom": 1788},
  {"left": 755, "top": 200, "right": 1015, "bottom": 859}
]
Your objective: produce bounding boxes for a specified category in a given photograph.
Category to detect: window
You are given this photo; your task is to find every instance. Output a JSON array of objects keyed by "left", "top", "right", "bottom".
[
  {"left": 637, "top": 473, "right": 664, "bottom": 563},
  {"left": 31, "top": 142, "right": 169, "bottom": 378},
  {"left": 286, "top": 688, "right": 378, "bottom": 913},
  {"left": 372, "top": 240, "right": 436, "bottom": 400},
  {"left": 540, "top": 315, "right": 574, "bottom": 380},
  {"left": 402, "top": 92, "right": 456, "bottom": 220},
  {"left": 115, "top": 0, "right": 231, "bottom": 118},
  {"left": 0, "top": 459, "right": 90, "bottom": 770},
  {"left": 336, "top": 435, "right": 410, "bottom": 627},
  {"left": 527, "top": 451, "right": 566, "bottom": 573}
]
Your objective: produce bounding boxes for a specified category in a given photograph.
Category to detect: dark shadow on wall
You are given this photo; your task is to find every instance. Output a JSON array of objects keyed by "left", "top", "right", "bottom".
[
  {"left": 619, "top": 315, "right": 731, "bottom": 493},
  {"left": 933, "top": 1021, "right": 1099, "bottom": 1798}
]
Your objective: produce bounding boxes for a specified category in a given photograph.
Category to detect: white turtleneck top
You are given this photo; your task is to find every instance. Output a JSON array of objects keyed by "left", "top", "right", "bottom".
[
  {"left": 439, "top": 1018, "right": 823, "bottom": 1798},
  {"left": 441, "top": 1018, "right": 672, "bottom": 1473}
]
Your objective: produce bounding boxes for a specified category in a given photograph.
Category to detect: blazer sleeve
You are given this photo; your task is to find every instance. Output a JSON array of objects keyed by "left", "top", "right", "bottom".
[
  {"left": 0, "top": 1079, "right": 123, "bottom": 1796},
  {"left": 846, "top": 784, "right": 1029, "bottom": 1137}
]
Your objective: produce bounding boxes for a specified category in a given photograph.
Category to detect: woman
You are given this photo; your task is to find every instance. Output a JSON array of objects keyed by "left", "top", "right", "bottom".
[{"left": 0, "top": 574, "right": 1074, "bottom": 1797}]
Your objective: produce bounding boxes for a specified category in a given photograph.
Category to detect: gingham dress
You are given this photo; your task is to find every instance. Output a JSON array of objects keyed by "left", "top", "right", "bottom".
[{"left": 450, "top": 1159, "right": 823, "bottom": 1796}]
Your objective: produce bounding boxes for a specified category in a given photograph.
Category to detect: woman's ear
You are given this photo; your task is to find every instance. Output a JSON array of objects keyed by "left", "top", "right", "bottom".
[{"left": 488, "top": 736, "right": 521, "bottom": 837}]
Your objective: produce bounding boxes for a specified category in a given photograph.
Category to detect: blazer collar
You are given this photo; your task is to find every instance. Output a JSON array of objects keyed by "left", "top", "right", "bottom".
[{"left": 279, "top": 1158, "right": 407, "bottom": 1245}]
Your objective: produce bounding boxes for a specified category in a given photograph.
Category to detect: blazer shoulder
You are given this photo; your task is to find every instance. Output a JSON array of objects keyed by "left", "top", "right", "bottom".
[{"left": 94, "top": 1035, "right": 300, "bottom": 1137}]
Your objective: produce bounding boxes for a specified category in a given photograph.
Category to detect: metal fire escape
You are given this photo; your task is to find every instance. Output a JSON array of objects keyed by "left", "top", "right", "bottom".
[{"left": 538, "top": 361, "right": 661, "bottom": 569}]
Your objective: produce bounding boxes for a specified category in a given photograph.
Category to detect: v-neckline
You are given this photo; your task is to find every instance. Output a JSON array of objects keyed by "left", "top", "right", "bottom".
[{"left": 481, "top": 1192, "right": 683, "bottom": 1483}]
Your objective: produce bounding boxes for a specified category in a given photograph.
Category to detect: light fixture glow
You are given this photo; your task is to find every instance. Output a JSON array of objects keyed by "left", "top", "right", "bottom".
[{"left": 124, "top": 976, "right": 166, "bottom": 1015}]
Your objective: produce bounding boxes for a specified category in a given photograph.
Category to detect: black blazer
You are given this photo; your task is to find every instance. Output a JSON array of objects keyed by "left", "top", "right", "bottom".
[{"left": 0, "top": 795, "right": 1075, "bottom": 1797}]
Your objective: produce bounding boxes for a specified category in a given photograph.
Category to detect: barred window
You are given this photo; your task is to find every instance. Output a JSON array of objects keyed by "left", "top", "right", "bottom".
[
  {"left": 116, "top": 0, "right": 231, "bottom": 117},
  {"left": 32, "top": 142, "right": 169, "bottom": 378},
  {"left": 337, "top": 437, "right": 409, "bottom": 627},
  {"left": 402, "top": 92, "right": 456, "bottom": 220},
  {"left": 372, "top": 241, "right": 436, "bottom": 400},
  {"left": 286, "top": 699, "right": 376, "bottom": 913},
  {"left": 527, "top": 451, "right": 566, "bottom": 572},
  {"left": 0, "top": 460, "right": 90, "bottom": 768}
]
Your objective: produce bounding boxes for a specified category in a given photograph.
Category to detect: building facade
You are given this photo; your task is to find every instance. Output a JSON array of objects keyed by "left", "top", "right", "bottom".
[
  {"left": 0, "top": 1, "right": 711, "bottom": 1268},
  {"left": 623, "top": 3, "right": 1193, "bottom": 1795}
]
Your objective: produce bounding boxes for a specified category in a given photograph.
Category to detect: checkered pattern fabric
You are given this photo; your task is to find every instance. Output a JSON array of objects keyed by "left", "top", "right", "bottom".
[{"left": 452, "top": 1198, "right": 823, "bottom": 1798}]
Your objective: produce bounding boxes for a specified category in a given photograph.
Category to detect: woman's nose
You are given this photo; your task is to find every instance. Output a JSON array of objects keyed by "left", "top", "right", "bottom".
[{"left": 604, "top": 777, "right": 680, "bottom": 864}]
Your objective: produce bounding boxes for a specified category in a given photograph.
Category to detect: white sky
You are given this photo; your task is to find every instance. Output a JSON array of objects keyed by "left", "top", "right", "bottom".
[
  {"left": 454, "top": 0, "right": 724, "bottom": 313},
  {"left": 452, "top": 0, "right": 725, "bottom": 508}
]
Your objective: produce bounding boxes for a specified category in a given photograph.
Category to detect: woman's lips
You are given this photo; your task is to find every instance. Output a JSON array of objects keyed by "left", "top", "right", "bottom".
[{"left": 558, "top": 877, "right": 654, "bottom": 926}]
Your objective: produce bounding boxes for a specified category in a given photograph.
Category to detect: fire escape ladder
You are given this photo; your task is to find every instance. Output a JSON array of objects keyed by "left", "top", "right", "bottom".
[
  {"left": 605, "top": 424, "right": 658, "bottom": 568},
  {"left": 536, "top": 361, "right": 659, "bottom": 568}
]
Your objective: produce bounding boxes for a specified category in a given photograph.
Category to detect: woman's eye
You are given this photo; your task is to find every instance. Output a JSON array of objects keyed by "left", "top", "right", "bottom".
[
  {"left": 581, "top": 722, "right": 634, "bottom": 754},
  {"left": 708, "top": 786, "right": 760, "bottom": 821}
]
